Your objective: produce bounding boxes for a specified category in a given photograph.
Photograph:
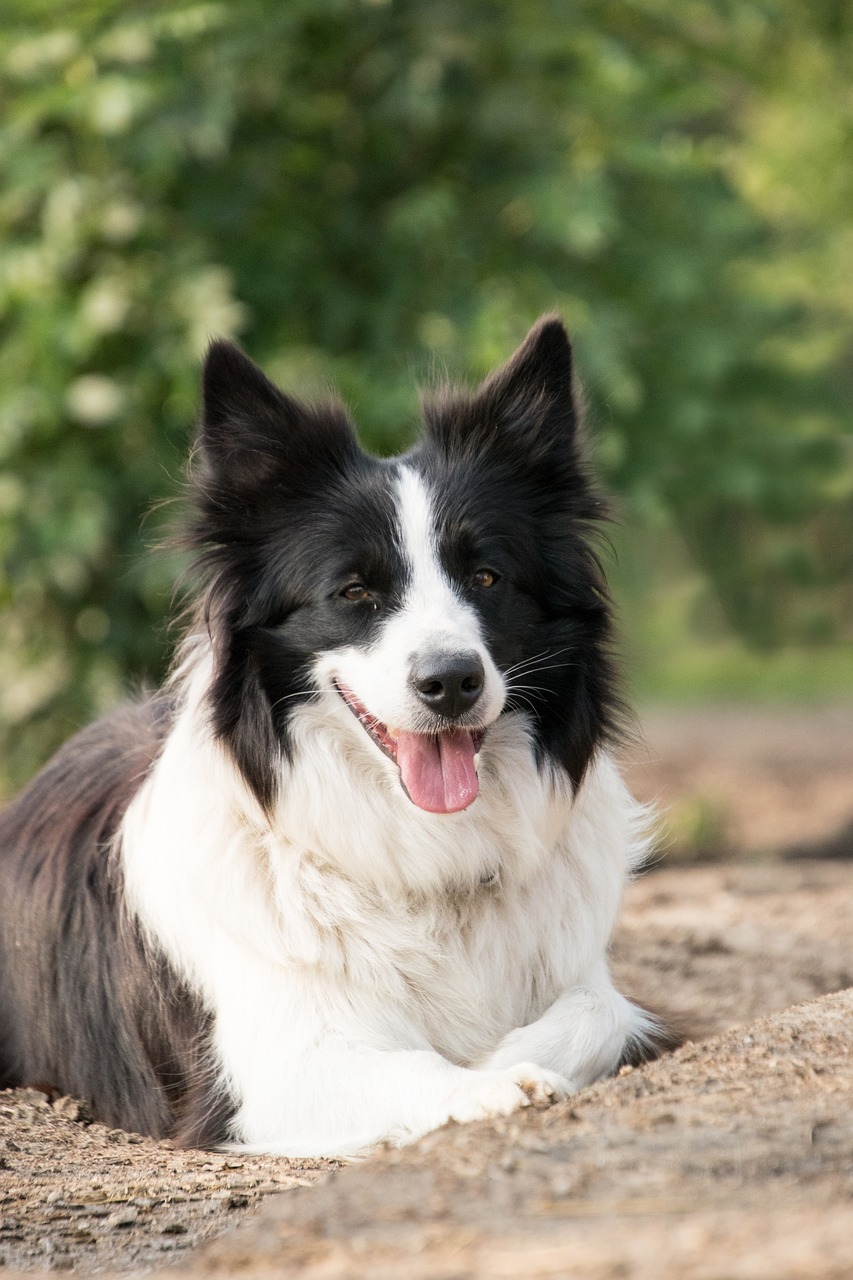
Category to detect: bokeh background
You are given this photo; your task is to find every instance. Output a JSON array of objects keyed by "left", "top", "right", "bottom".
[{"left": 1, "top": 0, "right": 851, "bottom": 851}]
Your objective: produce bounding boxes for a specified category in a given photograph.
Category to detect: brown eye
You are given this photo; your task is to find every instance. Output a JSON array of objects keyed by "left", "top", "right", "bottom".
[
  {"left": 474, "top": 569, "right": 498, "bottom": 589},
  {"left": 342, "top": 582, "right": 370, "bottom": 602}
]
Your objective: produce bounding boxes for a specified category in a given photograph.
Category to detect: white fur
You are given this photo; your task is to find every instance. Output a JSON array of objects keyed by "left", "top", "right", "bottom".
[
  {"left": 324, "top": 465, "right": 505, "bottom": 734},
  {"left": 118, "top": 466, "right": 655, "bottom": 1158}
]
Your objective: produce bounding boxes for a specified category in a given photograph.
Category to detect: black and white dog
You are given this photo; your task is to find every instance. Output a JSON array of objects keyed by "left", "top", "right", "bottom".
[{"left": 0, "top": 317, "right": 660, "bottom": 1156}]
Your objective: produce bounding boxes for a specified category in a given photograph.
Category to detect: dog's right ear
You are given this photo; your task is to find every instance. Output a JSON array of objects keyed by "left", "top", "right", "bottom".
[
  {"left": 203, "top": 340, "right": 292, "bottom": 434},
  {"left": 198, "top": 340, "right": 355, "bottom": 494}
]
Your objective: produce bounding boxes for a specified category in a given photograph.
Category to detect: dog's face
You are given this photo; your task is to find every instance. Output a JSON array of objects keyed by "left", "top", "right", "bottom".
[{"left": 192, "top": 318, "right": 619, "bottom": 814}]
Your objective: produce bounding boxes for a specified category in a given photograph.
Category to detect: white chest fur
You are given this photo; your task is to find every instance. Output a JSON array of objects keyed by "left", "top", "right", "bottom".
[{"left": 120, "top": 660, "right": 648, "bottom": 1154}]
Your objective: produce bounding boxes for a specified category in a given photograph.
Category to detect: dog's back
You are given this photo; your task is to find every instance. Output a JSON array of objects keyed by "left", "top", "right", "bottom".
[{"left": 0, "top": 697, "right": 226, "bottom": 1143}]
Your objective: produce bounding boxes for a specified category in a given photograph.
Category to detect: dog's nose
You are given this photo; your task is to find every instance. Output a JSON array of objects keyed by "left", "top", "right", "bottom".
[{"left": 410, "top": 651, "right": 485, "bottom": 720}]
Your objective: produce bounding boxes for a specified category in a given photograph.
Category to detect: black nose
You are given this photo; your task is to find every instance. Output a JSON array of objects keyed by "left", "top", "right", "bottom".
[{"left": 410, "top": 651, "right": 485, "bottom": 720}]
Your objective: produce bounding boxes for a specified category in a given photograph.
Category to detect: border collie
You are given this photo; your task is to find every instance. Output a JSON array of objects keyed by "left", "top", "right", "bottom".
[{"left": 0, "top": 317, "right": 660, "bottom": 1157}]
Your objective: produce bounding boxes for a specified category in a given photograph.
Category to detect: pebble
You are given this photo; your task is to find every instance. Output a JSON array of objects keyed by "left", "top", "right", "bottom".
[
  {"left": 52, "top": 1097, "right": 92, "bottom": 1123},
  {"left": 105, "top": 1208, "right": 138, "bottom": 1229},
  {"left": 18, "top": 1089, "right": 51, "bottom": 1109}
]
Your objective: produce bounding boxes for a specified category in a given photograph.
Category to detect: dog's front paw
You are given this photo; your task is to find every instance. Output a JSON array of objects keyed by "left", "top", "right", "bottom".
[
  {"left": 387, "top": 1062, "right": 573, "bottom": 1148},
  {"left": 443, "top": 1070, "right": 528, "bottom": 1126},
  {"left": 445, "top": 1062, "right": 571, "bottom": 1125},
  {"left": 505, "top": 1061, "right": 574, "bottom": 1108}
]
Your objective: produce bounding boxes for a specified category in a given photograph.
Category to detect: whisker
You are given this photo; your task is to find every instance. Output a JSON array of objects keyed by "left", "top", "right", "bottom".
[
  {"left": 505, "top": 682, "right": 554, "bottom": 710},
  {"left": 504, "top": 664, "right": 580, "bottom": 715},
  {"left": 514, "top": 659, "right": 577, "bottom": 674},
  {"left": 501, "top": 646, "right": 574, "bottom": 678},
  {"left": 505, "top": 660, "right": 578, "bottom": 684},
  {"left": 501, "top": 648, "right": 577, "bottom": 680},
  {"left": 268, "top": 688, "right": 318, "bottom": 714},
  {"left": 505, "top": 691, "right": 542, "bottom": 716}
]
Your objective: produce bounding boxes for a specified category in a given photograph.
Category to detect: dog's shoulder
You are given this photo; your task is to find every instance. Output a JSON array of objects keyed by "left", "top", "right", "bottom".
[
  {"left": 0, "top": 695, "right": 228, "bottom": 1144},
  {"left": 0, "top": 695, "right": 173, "bottom": 857}
]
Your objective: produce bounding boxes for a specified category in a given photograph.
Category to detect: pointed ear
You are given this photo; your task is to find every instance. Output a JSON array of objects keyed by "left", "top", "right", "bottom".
[
  {"left": 477, "top": 314, "right": 577, "bottom": 444},
  {"left": 198, "top": 340, "right": 355, "bottom": 493},
  {"left": 200, "top": 340, "right": 307, "bottom": 488},
  {"left": 203, "top": 339, "right": 293, "bottom": 434},
  {"left": 422, "top": 316, "right": 579, "bottom": 464}
]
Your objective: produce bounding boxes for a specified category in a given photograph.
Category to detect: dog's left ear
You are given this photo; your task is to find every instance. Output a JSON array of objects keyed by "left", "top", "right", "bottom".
[
  {"left": 423, "top": 315, "right": 579, "bottom": 462},
  {"left": 479, "top": 314, "right": 576, "bottom": 443}
]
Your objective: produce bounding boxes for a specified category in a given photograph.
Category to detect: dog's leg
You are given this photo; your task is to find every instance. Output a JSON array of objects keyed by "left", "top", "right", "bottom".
[
  {"left": 475, "top": 977, "right": 662, "bottom": 1089},
  {"left": 229, "top": 1040, "right": 571, "bottom": 1157}
]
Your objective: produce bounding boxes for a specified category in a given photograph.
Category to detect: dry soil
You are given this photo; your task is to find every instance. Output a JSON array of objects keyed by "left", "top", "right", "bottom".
[{"left": 1, "top": 705, "right": 851, "bottom": 1278}]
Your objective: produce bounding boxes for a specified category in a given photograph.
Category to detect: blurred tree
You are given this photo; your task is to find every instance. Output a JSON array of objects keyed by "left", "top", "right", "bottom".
[{"left": 0, "top": 0, "right": 850, "bottom": 789}]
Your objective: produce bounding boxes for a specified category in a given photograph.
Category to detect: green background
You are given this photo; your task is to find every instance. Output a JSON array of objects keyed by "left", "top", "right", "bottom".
[{"left": 1, "top": 0, "right": 851, "bottom": 794}]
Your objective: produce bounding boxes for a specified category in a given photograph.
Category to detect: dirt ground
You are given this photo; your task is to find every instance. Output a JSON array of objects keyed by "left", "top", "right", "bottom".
[
  {"left": 624, "top": 702, "right": 853, "bottom": 860},
  {"left": 1, "top": 705, "right": 852, "bottom": 1278}
]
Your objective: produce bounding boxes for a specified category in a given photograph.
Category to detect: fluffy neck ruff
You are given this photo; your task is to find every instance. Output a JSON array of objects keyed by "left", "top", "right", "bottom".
[{"left": 165, "top": 641, "right": 573, "bottom": 902}]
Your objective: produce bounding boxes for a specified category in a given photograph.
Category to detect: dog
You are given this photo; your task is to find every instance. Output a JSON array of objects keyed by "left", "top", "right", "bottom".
[{"left": 0, "top": 316, "right": 661, "bottom": 1156}]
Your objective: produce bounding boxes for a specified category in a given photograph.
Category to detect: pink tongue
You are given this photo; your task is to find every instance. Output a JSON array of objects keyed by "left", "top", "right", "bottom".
[{"left": 395, "top": 730, "right": 479, "bottom": 814}]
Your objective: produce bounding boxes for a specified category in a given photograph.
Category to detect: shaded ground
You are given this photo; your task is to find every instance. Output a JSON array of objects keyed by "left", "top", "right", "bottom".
[
  {"left": 613, "top": 860, "right": 853, "bottom": 1041},
  {"left": 1, "top": 705, "right": 851, "bottom": 1277},
  {"left": 624, "top": 703, "right": 853, "bottom": 860},
  {"left": 0, "top": 1100, "right": 331, "bottom": 1273},
  {"left": 177, "top": 987, "right": 853, "bottom": 1280}
]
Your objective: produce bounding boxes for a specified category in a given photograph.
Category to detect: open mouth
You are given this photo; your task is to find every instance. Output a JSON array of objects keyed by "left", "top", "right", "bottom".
[{"left": 334, "top": 682, "right": 484, "bottom": 815}]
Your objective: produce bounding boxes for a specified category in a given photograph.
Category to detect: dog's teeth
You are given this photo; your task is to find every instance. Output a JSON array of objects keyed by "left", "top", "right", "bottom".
[
  {"left": 473, "top": 752, "right": 480, "bottom": 772},
  {"left": 388, "top": 726, "right": 400, "bottom": 739}
]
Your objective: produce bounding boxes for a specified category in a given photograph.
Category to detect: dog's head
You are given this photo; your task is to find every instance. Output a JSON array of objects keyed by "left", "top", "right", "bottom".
[{"left": 189, "top": 317, "right": 621, "bottom": 815}]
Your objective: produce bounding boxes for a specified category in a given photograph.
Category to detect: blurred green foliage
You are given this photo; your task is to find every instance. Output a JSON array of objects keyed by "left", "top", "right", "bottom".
[{"left": 0, "top": 0, "right": 851, "bottom": 790}]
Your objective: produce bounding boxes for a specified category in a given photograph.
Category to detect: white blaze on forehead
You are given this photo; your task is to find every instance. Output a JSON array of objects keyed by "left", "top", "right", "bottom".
[
  {"left": 394, "top": 464, "right": 452, "bottom": 610},
  {"left": 314, "top": 463, "right": 506, "bottom": 738},
  {"left": 391, "top": 463, "right": 504, "bottom": 708}
]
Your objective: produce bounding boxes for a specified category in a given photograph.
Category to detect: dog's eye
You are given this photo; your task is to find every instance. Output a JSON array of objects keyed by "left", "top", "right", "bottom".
[
  {"left": 473, "top": 569, "right": 498, "bottom": 589},
  {"left": 341, "top": 582, "right": 371, "bottom": 602}
]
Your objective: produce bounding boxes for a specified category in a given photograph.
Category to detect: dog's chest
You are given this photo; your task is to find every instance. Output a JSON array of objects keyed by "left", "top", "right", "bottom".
[{"left": 309, "top": 871, "right": 569, "bottom": 1064}]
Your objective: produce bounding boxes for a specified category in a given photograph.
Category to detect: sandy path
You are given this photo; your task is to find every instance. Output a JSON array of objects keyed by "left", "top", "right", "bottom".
[
  {"left": 1, "top": 705, "right": 851, "bottom": 1276},
  {"left": 2, "top": 857, "right": 851, "bottom": 1276}
]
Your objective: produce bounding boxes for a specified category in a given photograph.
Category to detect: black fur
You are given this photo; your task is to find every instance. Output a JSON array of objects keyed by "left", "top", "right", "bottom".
[
  {"left": 416, "top": 317, "right": 621, "bottom": 786},
  {"left": 0, "top": 700, "right": 231, "bottom": 1145},
  {"left": 192, "top": 340, "right": 406, "bottom": 808},
  {"left": 190, "top": 317, "right": 620, "bottom": 807},
  {"left": 0, "top": 317, "right": 628, "bottom": 1144}
]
